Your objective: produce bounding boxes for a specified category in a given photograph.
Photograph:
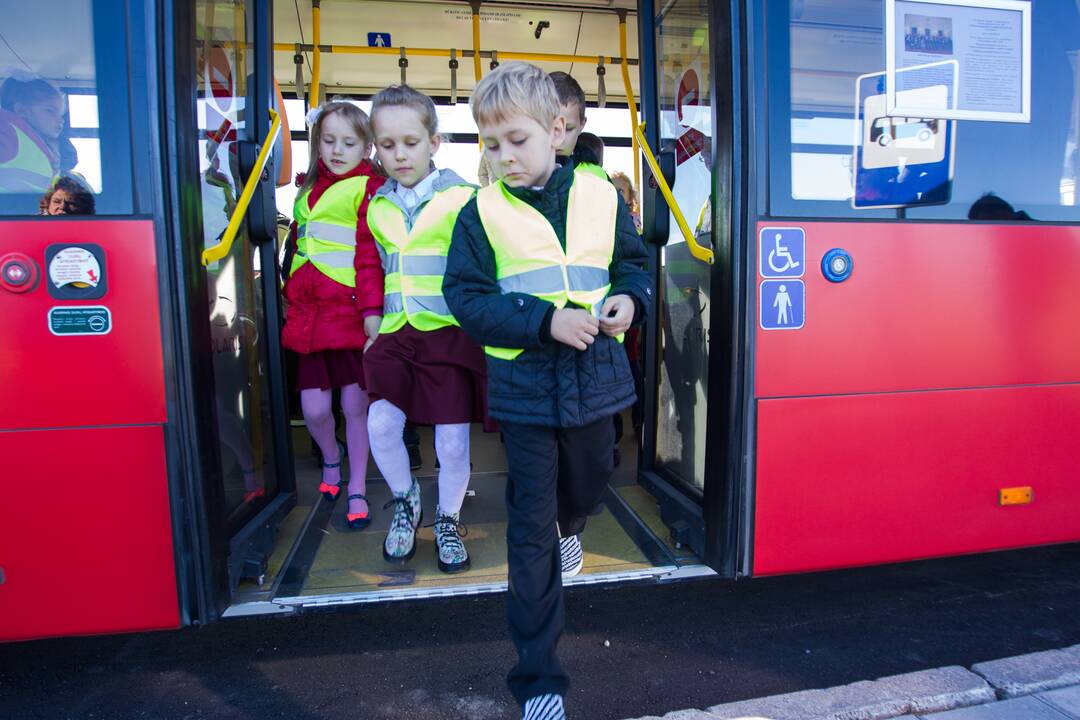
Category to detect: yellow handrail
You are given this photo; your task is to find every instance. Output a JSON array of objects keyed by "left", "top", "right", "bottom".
[
  {"left": 617, "top": 12, "right": 641, "bottom": 192},
  {"left": 634, "top": 122, "right": 714, "bottom": 265},
  {"left": 202, "top": 109, "right": 283, "bottom": 266},
  {"left": 471, "top": 3, "right": 483, "bottom": 82},
  {"left": 271, "top": 43, "right": 639, "bottom": 67},
  {"left": 311, "top": 1, "right": 322, "bottom": 107}
]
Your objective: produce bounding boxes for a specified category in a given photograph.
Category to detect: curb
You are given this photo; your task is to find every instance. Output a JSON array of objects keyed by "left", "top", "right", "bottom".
[{"left": 624, "top": 644, "right": 1080, "bottom": 720}]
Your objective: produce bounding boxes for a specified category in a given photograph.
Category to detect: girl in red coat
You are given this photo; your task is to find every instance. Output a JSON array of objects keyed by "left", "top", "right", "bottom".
[{"left": 281, "top": 101, "right": 386, "bottom": 529}]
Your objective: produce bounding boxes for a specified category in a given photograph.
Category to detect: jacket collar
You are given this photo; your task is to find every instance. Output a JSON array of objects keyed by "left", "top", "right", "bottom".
[
  {"left": 506, "top": 158, "right": 574, "bottom": 203},
  {"left": 373, "top": 167, "right": 474, "bottom": 207}
]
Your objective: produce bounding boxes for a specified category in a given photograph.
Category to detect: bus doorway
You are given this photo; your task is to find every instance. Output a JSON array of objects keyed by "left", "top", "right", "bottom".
[{"left": 201, "top": 0, "right": 718, "bottom": 615}]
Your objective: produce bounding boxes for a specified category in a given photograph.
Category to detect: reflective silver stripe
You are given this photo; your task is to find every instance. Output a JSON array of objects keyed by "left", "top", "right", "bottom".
[
  {"left": 383, "top": 292, "right": 404, "bottom": 314},
  {"left": 309, "top": 250, "right": 355, "bottom": 268},
  {"left": 406, "top": 295, "right": 452, "bottom": 316},
  {"left": 566, "top": 266, "right": 609, "bottom": 292},
  {"left": 297, "top": 223, "right": 306, "bottom": 238},
  {"left": 403, "top": 255, "right": 447, "bottom": 276},
  {"left": 306, "top": 220, "right": 357, "bottom": 246},
  {"left": 384, "top": 252, "right": 400, "bottom": 274},
  {"left": 497, "top": 265, "right": 566, "bottom": 295}
]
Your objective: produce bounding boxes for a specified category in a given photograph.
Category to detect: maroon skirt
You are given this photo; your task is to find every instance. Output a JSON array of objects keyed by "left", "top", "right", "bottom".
[
  {"left": 364, "top": 324, "right": 490, "bottom": 426},
  {"left": 296, "top": 349, "right": 366, "bottom": 391}
]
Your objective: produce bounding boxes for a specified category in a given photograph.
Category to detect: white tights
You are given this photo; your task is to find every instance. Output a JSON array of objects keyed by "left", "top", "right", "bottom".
[{"left": 367, "top": 399, "right": 472, "bottom": 515}]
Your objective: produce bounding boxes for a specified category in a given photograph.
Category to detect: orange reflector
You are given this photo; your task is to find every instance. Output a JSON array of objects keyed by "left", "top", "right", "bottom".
[{"left": 999, "top": 486, "right": 1033, "bottom": 506}]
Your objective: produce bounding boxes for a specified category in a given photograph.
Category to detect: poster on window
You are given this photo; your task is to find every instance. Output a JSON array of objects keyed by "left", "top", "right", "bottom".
[
  {"left": 853, "top": 63, "right": 957, "bottom": 209},
  {"left": 885, "top": 0, "right": 1031, "bottom": 122}
]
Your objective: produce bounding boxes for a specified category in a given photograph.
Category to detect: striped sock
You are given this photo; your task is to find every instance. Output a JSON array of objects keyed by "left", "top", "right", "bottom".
[{"left": 522, "top": 693, "right": 565, "bottom": 720}]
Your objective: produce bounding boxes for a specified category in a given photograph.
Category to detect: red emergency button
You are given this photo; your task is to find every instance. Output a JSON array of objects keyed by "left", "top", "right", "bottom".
[{"left": 0, "top": 252, "right": 39, "bottom": 293}]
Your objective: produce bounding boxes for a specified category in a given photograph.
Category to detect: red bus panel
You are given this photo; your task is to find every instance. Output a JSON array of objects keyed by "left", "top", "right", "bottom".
[
  {"left": 0, "top": 220, "right": 166, "bottom": 430},
  {"left": 755, "top": 222, "right": 1080, "bottom": 398},
  {"left": 752, "top": 221, "right": 1080, "bottom": 575},
  {"left": 753, "top": 385, "right": 1080, "bottom": 576},
  {"left": 0, "top": 425, "right": 179, "bottom": 641}
]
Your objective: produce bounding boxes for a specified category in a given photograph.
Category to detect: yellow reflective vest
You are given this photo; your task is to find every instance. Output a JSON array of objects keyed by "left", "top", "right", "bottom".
[
  {"left": 291, "top": 176, "right": 369, "bottom": 287},
  {"left": 477, "top": 166, "right": 619, "bottom": 360},
  {"left": 0, "top": 120, "right": 55, "bottom": 193},
  {"left": 368, "top": 184, "right": 475, "bottom": 333}
]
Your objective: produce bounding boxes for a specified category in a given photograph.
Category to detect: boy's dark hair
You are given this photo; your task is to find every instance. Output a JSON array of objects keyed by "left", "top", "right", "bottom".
[
  {"left": 549, "top": 71, "right": 587, "bottom": 121},
  {"left": 576, "top": 132, "right": 604, "bottom": 166}
]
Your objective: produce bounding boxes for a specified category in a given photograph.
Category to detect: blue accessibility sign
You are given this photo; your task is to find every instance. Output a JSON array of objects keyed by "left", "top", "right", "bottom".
[
  {"left": 760, "top": 280, "right": 805, "bottom": 330},
  {"left": 759, "top": 226, "right": 805, "bottom": 278},
  {"left": 368, "top": 32, "right": 392, "bottom": 48}
]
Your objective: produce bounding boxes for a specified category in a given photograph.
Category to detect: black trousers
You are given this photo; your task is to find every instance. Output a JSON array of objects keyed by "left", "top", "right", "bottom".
[{"left": 500, "top": 416, "right": 616, "bottom": 705}]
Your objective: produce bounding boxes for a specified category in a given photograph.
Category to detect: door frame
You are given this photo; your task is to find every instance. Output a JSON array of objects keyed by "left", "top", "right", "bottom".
[
  {"left": 164, "top": 0, "right": 296, "bottom": 621},
  {"left": 636, "top": 0, "right": 748, "bottom": 576}
]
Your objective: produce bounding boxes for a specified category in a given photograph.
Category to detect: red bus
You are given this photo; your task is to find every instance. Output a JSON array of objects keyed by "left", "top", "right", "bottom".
[{"left": 2, "top": 0, "right": 1078, "bottom": 643}]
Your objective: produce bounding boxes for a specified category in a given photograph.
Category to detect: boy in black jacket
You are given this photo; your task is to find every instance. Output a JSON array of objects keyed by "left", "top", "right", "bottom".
[{"left": 443, "top": 62, "right": 652, "bottom": 720}]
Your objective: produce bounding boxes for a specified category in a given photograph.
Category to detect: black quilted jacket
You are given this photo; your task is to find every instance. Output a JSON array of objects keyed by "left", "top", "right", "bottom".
[{"left": 443, "top": 160, "right": 652, "bottom": 427}]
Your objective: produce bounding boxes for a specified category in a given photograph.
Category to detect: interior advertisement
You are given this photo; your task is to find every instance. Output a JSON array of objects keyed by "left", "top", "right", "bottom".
[{"left": 885, "top": 0, "right": 1031, "bottom": 122}]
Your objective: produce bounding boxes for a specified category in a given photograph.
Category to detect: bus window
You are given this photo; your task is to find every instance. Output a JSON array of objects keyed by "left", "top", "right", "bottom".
[
  {"left": 766, "top": 0, "right": 1080, "bottom": 222},
  {"left": 0, "top": 2, "right": 133, "bottom": 216}
]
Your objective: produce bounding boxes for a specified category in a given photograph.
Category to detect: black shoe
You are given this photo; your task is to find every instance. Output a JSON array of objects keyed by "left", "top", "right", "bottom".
[
  {"left": 613, "top": 447, "right": 621, "bottom": 468},
  {"left": 407, "top": 443, "right": 422, "bottom": 470}
]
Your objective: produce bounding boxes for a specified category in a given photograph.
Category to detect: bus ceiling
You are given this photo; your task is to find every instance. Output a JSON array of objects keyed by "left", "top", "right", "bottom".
[{"left": 273, "top": 1, "right": 640, "bottom": 102}]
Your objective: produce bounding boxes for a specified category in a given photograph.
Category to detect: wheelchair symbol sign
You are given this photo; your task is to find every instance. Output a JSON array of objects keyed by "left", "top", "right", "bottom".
[{"left": 759, "top": 227, "right": 805, "bottom": 278}]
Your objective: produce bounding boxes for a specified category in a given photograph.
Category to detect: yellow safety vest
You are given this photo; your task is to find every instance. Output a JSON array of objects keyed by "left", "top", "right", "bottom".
[
  {"left": 292, "top": 176, "right": 369, "bottom": 287},
  {"left": 368, "top": 185, "right": 475, "bottom": 333},
  {"left": 477, "top": 166, "right": 619, "bottom": 360},
  {"left": 0, "top": 123, "right": 55, "bottom": 193},
  {"left": 577, "top": 161, "right": 608, "bottom": 181}
]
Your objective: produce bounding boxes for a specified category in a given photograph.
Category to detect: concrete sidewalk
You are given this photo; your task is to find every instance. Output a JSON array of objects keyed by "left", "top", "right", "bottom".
[{"left": 626, "top": 644, "right": 1080, "bottom": 720}]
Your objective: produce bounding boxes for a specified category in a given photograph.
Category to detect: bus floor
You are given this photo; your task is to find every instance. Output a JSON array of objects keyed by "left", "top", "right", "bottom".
[{"left": 235, "top": 413, "right": 699, "bottom": 607}]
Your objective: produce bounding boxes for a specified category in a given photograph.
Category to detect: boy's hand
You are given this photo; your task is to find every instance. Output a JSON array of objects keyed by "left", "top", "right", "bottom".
[
  {"left": 598, "top": 295, "right": 634, "bottom": 337},
  {"left": 550, "top": 308, "right": 599, "bottom": 350},
  {"left": 363, "top": 315, "right": 381, "bottom": 352}
]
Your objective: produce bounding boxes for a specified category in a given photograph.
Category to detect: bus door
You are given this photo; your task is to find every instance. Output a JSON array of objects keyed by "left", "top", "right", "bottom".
[
  {"left": 638, "top": 0, "right": 741, "bottom": 575},
  {"left": 178, "top": 0, "right": 295, "bottom": 614}
]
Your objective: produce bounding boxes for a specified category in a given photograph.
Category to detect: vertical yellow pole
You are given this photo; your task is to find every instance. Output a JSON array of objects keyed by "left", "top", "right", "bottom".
[
  {"left": 471, "top": 1, "right": 483, "bottom": 83},
  {"left": 618, "top": 11, "right": 641, "bottom": 191},
  {"left": 311, "top": 0, "right": 322, "bottom": 108}
]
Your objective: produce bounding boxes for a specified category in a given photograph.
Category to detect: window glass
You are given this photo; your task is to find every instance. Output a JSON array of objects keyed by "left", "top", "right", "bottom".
[
  {"left": 0, "top": 2, "right": 133, "bottom": 216},
  {"left": 769, "top": 0, "right": 1080, "bottom": 221}
]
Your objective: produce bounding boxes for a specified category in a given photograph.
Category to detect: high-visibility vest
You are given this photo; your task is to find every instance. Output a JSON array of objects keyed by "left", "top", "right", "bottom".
[
  {"left": 577, "top": 161, "right": 608, "bottom": 181},
  {"left": 291, "top": 175, "right": 369, "bottom": 287},
  {"left": 0, "top": 121, "right": 55, "bottom": 193},
  {"left": 477, "top": 166, "right": 619, "bottom": 360},
  {"left": 368, "top": 185, "right": 475, "bottom": 333}
]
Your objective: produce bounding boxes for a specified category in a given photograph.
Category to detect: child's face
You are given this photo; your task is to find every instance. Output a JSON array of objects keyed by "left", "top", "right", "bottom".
[
  {"left": 318, "top": 111, "right": 369, "bottom": 175},
  {"left": 18, "top": 95, "right": 65, "bottom": 140},
  {"left": 480, "top": 112, "right": 565, "bottom": 189},
  {"left": 556, "top": 102, "right": 586, "bottom": 156},
  {"left": 372, "top": 105, "right": 440, "bottom": 188}
]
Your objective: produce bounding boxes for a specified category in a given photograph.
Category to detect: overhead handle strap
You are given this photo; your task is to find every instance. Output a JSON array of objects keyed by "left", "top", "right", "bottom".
[
  {"left": 596, "top": 57, "right": 607, "bottom": 109},
  {"left": 449, "top": 49, "right": 459, "bottom": 103},
  {"left": 399, "top": 47, "right": 408, "bottom": 85},
  {"left": 293, "top": 43, "right": 305, "bottom": 104}
]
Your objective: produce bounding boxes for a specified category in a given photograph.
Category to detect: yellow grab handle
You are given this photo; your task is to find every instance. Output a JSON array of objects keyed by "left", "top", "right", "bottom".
[
  {"left": 634, "top": 122, "right": 714, "bottom": 265},
  {"left": 202, "top": 108, "right": 282, "bottom": 266}
]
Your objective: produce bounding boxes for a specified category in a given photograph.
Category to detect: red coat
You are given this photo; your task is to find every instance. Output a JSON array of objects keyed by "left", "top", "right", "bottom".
[{"left": 281, "top": 160, "right": 386, "bottom": 354}]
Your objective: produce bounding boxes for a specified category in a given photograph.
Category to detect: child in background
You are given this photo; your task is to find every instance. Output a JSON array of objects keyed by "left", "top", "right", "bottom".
[
  {"left": 281, "top": 101, "right": 385, "bottom": 530},
  {"left": 365, "top": 85, "right": 486, "bottom": 572},
  {"left": 549, "top": 71, "right": 604, "bottom": 177},
  {"left": 0, "top": 74, "right": 74, "bottom": 194},
  {"left": 444, "top": 62, "right": 651, "bottom": 720},
  {"left": 610, "top": 171, "right": 641, "bottom": 232},
  {"left": 575, "top": 132, "right": 605, "bottom": 168}
]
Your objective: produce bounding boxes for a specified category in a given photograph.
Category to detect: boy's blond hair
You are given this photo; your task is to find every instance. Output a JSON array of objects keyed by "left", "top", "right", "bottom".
[{"left": 470, "top": 62, "right": 560, "bottom": 130}]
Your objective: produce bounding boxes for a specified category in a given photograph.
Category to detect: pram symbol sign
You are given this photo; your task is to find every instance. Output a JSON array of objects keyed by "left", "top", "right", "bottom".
[{"left": 760, "top": 227, "right": 805, "bottom": 278}]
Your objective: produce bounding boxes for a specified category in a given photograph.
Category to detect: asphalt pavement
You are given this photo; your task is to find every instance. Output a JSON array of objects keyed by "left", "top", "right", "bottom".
[{"left": 3, "top": 542, "right": 1080, "bottom": 720}]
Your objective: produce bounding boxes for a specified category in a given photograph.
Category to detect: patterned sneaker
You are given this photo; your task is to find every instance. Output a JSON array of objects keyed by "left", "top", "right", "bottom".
[
  {"left": 560, "top": 534, "right": 584, "bottom": 578},
  {"left": 522, "top": 693, "right": 566, "bottom": 720},
  {"left": 382, "top": 479, "right": 422, "bottom": 563},
  {"left": 432, "top": 506, "right": 470, "bottom": 574}
]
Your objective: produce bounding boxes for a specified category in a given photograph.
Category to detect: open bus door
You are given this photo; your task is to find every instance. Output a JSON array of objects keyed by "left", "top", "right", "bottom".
[
  {"left": 172, "top": 0, "right": 296, "bottom": 619},
  {"left": 637, "top": 0, "right": 745, "bottom": 578}
]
